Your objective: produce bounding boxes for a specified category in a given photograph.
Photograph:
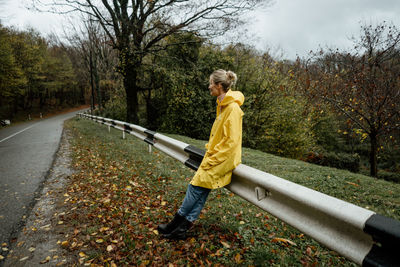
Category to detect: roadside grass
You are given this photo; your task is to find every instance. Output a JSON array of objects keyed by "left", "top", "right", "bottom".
[{"left": 62, "top": 118, "right": 400, "bottom": 266}]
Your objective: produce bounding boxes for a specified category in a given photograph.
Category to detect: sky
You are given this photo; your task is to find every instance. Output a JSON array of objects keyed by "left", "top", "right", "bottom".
[{"left": 1, "top": 0, "right": 400, "bottom": 60}]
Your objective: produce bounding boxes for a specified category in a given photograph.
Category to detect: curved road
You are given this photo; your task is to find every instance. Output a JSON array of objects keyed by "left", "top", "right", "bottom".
[{"left": 0, "top": 110, "right": 84, "bottom": 248}]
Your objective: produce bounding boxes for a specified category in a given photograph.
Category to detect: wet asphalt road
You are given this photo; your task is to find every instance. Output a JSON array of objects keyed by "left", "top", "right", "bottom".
[{"left": 0, "top": 110, "right": 84, "bottom": 246}]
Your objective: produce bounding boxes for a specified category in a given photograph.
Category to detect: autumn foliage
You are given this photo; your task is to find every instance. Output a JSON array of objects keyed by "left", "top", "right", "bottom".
[{"left": 295, "top": 22, "right": 400, "bottom": 177}]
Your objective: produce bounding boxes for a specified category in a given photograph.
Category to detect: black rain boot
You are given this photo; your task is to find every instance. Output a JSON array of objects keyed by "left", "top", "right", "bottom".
[
  {"left": 163, "top": 217, "right": 193, "bottom": 240},
  {"left": 158, "top": 213, "right": 185, "bottom": 235}
]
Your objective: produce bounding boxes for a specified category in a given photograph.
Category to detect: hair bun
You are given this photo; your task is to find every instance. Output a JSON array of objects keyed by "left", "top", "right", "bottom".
[
  {"left": 210, "top": 69, "right": 238, "bottom": 91},
  {"left": 226, "top": 70, "right": 237, "bottom": 87}
]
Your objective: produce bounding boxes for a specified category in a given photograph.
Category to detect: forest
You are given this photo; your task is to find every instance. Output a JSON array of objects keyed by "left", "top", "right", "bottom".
[{"left": 1, "top": 2, "right": 399, "bottom": 182}]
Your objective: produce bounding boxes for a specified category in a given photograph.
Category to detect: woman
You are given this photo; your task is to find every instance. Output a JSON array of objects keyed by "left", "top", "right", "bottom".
[{"left": 158, "top": 69, "right": 244, "bottom": 239}]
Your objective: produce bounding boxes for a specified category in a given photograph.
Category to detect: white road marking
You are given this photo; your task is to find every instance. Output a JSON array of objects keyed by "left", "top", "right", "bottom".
[{"left": 0, "top": 124, "right": 38, "bottom": 143}]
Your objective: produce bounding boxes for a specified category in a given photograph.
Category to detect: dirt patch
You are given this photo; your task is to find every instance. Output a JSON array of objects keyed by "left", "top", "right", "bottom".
[{"left": 2, "top": 129, "right": 78, "bottom": 266}]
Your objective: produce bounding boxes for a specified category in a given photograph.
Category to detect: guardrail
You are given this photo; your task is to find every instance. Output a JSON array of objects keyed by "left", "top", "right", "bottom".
[{"left": 77, "top": 112, "right": 399, "bottom": 266}]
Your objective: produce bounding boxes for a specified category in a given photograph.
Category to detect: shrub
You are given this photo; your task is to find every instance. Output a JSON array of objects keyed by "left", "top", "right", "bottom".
[
  {"left": 378, "top": 171, "right": 400, "bottom": 183},
  {"left": 242, "top": 67, "right": 315, "bottom": 160},
  {"left": 306, "top": 151, "right": 360, "bottom": 172},
  {"left": 101, "top": 87, "right": 126, "bottom": 121}
]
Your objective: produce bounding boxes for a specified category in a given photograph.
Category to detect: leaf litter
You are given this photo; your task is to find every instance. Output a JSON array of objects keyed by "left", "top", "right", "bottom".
[{"left": 59, "top": 118, "right": 359, "bottom": 266}]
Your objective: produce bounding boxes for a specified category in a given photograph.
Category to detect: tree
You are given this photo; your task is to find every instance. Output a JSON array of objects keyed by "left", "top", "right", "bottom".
[
  {"left": 34, "top": 0, "right": 269, "bottom": 123},
  {"left": 43, "top": 45, "right": 77, "bottom": 107},
  {"left": 0, "top": 24, "right": 86, "bottom": 119},
  {"left": 0, "top": 24, "right": 27, "bottom": 118},
  {"left": 225, "top": 46, "right": 315, "bottom": 159},
  {"left": 156, "top": 39, "right": 229, "bottom": 138},
  {"left": 302, "top": 22, "right": 400, "bottom": 177},
  {"left": 65, "top": 17, "right": 120, "bottom": 110}
]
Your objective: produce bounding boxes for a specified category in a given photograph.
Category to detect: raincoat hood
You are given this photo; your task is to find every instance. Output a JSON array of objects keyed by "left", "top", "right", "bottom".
[{"left": 217, "top": 89, "right": 244, "bottom": 107}]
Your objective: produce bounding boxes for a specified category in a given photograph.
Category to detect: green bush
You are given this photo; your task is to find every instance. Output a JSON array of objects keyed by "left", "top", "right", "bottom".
[
  {"left": 100, "top": 87, "right": 126, "bottom": 121},
  {"left": 306, "top": 151, "right": 360, "bottom": 172},
  {"left": 378, "top": 171, "right": 400, "bottom": 183},
  {"left": 159, "top": 75, "right": 214, "bottom": 140}
]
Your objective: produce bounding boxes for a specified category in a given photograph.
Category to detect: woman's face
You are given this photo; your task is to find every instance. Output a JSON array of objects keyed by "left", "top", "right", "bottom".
[{"left": 209, "top": 78, "right": 224, "bottom": 97}]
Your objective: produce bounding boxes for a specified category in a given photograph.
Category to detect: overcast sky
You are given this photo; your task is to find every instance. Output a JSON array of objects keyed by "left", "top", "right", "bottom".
[{"left": 1, "top": 0, "right": 400, "bottom": 60}]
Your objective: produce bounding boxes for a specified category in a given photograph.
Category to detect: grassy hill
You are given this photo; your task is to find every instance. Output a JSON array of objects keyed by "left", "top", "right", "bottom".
[
  {"left": 169, "top": 133, "right": 400, "bottom": 220},
  {"left": 62, "top": 118, "right": 400, "bottom": 266}
]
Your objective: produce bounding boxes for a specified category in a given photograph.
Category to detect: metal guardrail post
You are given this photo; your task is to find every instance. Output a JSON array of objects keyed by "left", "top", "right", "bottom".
[{"left": 77, "top": 113, "right": 400, "bottom": 266}]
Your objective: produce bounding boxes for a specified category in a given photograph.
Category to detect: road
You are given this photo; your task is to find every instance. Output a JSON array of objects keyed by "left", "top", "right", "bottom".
[{"left": 0, "top": 110, "right": 83, "bottom": 247}]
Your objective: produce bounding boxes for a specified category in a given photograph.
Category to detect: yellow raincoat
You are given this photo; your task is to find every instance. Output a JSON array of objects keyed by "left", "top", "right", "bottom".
[{"left": 190, "top": 89, "right": 244, "bottom": 189}]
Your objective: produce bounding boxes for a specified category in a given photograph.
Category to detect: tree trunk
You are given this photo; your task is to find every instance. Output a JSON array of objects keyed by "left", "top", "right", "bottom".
[
  {"left": 94, "top": 57, "right": 101, "bottom": 109},
  {"left": 124, "top": 66, "right": 139, "bottom": 124},
  {"left": 39, "top": 92, "right": 45, "bottom": 109},
  {"left": 80, "top": 85, "right": 86, "bottom": 105},
  {"left": 369, "top": 133, "right": 378, "bottom": 177},
  {"left": 89, "top": 50, "right": 95, "bottom": 111},
  {"left": 145, "top": 89, "right": 158, "bottom": 130}
]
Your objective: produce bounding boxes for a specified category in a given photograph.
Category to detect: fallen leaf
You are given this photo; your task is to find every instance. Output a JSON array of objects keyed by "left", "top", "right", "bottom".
[
  {"left": 61, "top": 241, "right": 69, "bottom": 247},
  {"left": 96, "top": 239, "right": 104, "bottom": 243},
  {"left": 79, "top": 252, "right": 86, "bottom": 258},
  {"left": 40, "top": 256, "right": 51, "bottom": 264},
  {"left": 221, "top": 241, "right": 231, "bottom": 248},
  {"left": 129, "top": 180, "right": 138, "bottom": 186},
  {"left": 0, "top": 255, "right": 4, "bottom": 260},
  {"left": 28, "top": 247, "right": 36, "bottom": 252},
  {"left": 99, "top": 227, "right": 109, "bottom": 232},
  {"left": 271, "top": 237, "right": 297, "bottom": 246},
  {"left": 345, "top": 181, "right": 360, "bottom": 187},
  {"left": 234, "top": 253, "right": 242, "bottom": 263},
  {"left": 107, "top": 245, "right": 113, "bottom": 252},
  {"left": 125, "top": 186, "right": 132, "bottom": 191},
  {"left": 20, "top": 256, "right": 29, "bottom": 261},
  {"left": 306, "top": 247, "right": 312, "bottom": 256}
]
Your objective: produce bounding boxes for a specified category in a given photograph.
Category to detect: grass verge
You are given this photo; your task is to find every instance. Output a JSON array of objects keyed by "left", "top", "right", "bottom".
[{"left": 62, "top": 118, "right": 400, "bottom": 266}]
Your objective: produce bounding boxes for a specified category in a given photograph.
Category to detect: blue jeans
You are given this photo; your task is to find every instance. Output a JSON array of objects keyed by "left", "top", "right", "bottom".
[{"left": 178, "top": 184, "right": 211, "bottom": 222}]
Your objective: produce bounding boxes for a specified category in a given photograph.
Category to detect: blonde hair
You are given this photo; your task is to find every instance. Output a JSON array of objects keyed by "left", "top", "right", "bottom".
[{"left": 210, "top": 69, "right": 237, "bottom": 92}]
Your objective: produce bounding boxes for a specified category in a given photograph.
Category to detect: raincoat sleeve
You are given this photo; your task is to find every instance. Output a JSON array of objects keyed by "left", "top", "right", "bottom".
[{"left": 201, "top": 108, "right": 242, "bottom": 170}]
